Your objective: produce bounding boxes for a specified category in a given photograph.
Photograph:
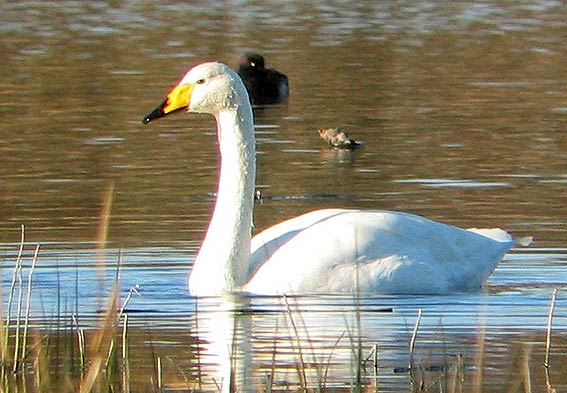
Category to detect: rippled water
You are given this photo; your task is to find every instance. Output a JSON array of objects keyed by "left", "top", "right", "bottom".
[{"left": 2, "top": 1, "right": 567, "bottom": 391}]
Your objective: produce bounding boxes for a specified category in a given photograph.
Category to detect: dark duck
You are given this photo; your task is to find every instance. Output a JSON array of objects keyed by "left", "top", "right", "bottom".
[{"left": 237, "top": 53, "right": 289, "bottom": 105}]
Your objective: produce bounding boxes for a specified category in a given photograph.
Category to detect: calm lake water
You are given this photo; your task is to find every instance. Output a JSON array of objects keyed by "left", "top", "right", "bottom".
[{"left": 2, "top": 1, "right": 567, "bottom": 391}]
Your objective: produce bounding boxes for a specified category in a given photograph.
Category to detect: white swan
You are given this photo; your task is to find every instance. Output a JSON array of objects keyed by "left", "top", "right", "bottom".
[{"left": 143, "top": 62, "right": 519, "bottom": 296}]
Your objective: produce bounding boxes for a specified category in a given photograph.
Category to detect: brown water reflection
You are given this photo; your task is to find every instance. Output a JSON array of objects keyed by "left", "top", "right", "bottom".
[{"left": 1, "top": 1, "right": 566, "bottom": 247}]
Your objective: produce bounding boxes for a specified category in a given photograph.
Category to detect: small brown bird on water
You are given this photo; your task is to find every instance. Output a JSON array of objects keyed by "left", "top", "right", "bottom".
[{"left": 318, "top": 128, "right": 364, "bottom": 149}]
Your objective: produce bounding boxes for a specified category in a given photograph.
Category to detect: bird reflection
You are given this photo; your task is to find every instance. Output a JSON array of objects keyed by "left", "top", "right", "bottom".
[
  {"left": 192, "top": 294, "right": 253, "bottom": 392},
  {"left": 190, "top": 294, "right": 388, "bottom": 391}
]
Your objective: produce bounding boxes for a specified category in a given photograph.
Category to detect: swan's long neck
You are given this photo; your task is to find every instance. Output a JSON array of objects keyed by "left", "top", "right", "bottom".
[{"left": 189, "top": 105, "right": 256, "bottom": 294}]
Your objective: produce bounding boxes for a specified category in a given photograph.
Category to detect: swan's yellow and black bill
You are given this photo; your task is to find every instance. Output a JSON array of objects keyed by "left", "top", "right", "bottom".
[{"left": 142, "top": 83, "right": 194, "bottom": 124}]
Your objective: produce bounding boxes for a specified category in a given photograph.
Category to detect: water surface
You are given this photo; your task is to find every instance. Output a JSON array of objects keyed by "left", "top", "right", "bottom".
[{"left": 1, "top": 1, "right": 567, "bottom": 391}]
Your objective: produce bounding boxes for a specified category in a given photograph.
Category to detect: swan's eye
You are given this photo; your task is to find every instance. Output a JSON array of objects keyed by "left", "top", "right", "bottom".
[{"left": 196, "top": 78, "right": 205, "bottom": 85}]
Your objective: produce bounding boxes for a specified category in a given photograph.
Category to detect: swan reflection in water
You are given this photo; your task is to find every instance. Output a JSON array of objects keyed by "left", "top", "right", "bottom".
[
  {"left": 189, "top": 292, "right": 546, "bottom": 390},
  {"left": 191, "top": 294, "right": 406, "bottom": 391},
  {"left": 191, "top": 295, "right": 253, "bottom": 392}
]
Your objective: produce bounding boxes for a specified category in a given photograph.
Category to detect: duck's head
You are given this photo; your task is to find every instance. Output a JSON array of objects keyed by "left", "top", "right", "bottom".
[
  {"left": 240, "top": 53, "right": 265, "bottom": 70},
  {"left": 143, "top": 62, "right": 250, "bottom": 124}
]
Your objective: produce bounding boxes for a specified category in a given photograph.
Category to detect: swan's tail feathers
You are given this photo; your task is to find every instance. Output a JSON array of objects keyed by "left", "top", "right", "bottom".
[
  {"left": 468, "top": 228, "right": 513, "bottom": 242},
  {"left": 468, "top": 228, "right": 533, "bottom": 247}
]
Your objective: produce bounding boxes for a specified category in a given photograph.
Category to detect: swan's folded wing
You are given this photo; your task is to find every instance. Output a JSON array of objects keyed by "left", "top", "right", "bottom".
[
  {"left": 247, "top": 210, "right": 518, "bottom": 294},
  {"left": 249, "top": 209, "right": 349, "bottom": 275}
]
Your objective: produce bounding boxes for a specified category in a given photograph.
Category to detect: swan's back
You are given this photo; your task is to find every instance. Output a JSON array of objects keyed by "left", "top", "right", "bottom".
[{"left": 246, "top": 209, "right": 514, "bottom": 294}]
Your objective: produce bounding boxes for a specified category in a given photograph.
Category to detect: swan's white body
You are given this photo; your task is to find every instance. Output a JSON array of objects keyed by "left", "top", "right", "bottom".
[{"left": 144, "top": 62, "right": 517, "bottom": 296}]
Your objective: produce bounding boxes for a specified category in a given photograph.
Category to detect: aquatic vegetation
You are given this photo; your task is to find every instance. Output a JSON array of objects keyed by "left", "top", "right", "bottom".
[{"left": 0, "top": 227, "right": 565, "bottom": 392}]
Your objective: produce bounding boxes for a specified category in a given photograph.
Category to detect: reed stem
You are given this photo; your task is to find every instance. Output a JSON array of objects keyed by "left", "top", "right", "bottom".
[
  {"left": 122, "top": 314, "right": 130, "bottom": 393},
  {"left": 283, "top": 295, "right": 308, "bottom": 389},
  {"left": 409, "top": 309, "right": 422, "bottom": 371},
  {"left": 544, "top": 288, "right": 557, "bottom": 369},
  {"left": 21, "top": 244, "right": 39, "bottom": 365},
  {"left": 12, "top": 239, "right": 25, "bottom": 373},
  {"left": 4, "top": 225, "right": 25, "bottom": 371},
  {"left": 156, "top": 356, "right": 162, "bottom": 391},
  {"left": 72, "top": 315, "right": 86, "bottom": 375}
]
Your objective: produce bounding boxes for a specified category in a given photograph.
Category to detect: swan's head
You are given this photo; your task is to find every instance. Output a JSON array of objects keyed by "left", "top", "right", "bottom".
[{"left": 142, "top": 62, "right": 250, "bottom": 124}]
